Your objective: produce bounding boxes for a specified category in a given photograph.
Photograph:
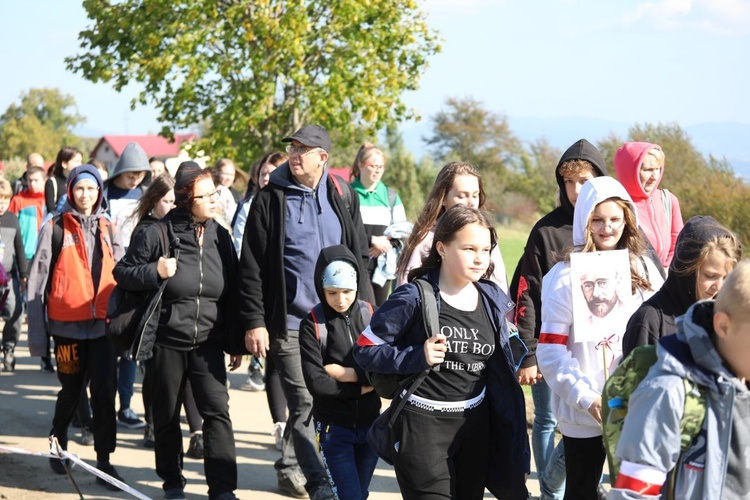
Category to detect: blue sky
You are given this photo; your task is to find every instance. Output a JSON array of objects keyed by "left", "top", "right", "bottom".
[{"left": 1, "top": 0, "right": 748, "bottom": 156}]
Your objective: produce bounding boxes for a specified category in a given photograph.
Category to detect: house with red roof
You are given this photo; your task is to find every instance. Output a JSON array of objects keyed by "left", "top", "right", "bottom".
[{"left": 90, "top": 134, "right": 198, "bottom": 172}]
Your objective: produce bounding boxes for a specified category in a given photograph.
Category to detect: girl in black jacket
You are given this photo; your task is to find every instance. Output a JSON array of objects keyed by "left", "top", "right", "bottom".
[
  {"left": 113, "top": 167, "right": 243, "bottom": 500},
  {"left": 622, "top": 215, "right": 742, "bottom": 358},
  {"left": 299, "top": 244, "right": 381, "bottom": 500}
]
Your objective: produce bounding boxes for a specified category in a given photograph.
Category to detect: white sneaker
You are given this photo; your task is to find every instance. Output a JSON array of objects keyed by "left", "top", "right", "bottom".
[
  {"left": 241, "top": 366, "right": 265, "bottom": 391},
  {"left": 273, "top": 422, "right": 286, "bottom": 451}
]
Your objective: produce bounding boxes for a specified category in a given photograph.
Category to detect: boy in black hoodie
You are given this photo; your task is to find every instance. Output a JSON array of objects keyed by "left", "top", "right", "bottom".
[
  {"left": 508, "top": 138, "right": 608, "bottom": 500},
  {"left": 299, "top": 245, "right": 381, "bottom": 500}
]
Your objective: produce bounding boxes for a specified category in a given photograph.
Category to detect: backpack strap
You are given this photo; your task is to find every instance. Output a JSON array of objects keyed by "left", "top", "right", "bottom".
[
  {"left": 329, "top": 174, "right": 352, "bottom": 211},
  {"left": 310, "top": 303, "right": 328, "bottom": 355},
  {"left": 154, "top": 221, "right": 171, "bottom": 257},
  {"left": 662, "top": 188, "right": 673, "bottom": 230},
  {"left": 387, "top": 187, "right": 397, "bottom": 225},
  {"left": 415, "top": 278, "right": 440, "bottom": 372}
]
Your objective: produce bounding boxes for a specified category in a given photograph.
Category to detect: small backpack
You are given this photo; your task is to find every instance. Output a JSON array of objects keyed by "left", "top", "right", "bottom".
[
  {"left": 309, "top": 299, "right": 374, "bottom": 355},
  {"left": 601, "top": 342, "right": 707, "bottom": 485}
]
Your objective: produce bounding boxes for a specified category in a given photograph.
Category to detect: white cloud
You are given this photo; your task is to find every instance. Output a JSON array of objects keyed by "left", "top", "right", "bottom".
[{"left": 621, "top": 0, "right": 750, "bottom": 35}]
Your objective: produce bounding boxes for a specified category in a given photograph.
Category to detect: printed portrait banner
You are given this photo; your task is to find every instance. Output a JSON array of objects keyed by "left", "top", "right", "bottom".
[{"left": 570, "top": 249, "right": 632, "bottom": 345}]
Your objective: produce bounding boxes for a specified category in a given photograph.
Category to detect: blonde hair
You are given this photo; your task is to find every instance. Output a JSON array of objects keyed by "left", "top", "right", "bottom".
[
  {"left": 351, "top": 143, "right": 385, "bottom": 180},
  {"left": 643, "top": 148, "right": 665, "bottom": 169},
  {"left": 0, "top": 179, "right": 12, "bottom": 198},
  {"left": 677, "top": 232, "right": 742, "bottom": 278},
  {"left": 715, "top": 260, "right": 750, "bottom": 322},
  {"left": 564, "top": 197, "right": 651, "bottom": 293}
]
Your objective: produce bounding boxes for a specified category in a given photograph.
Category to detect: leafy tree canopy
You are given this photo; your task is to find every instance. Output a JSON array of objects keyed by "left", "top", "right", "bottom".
[
  {"left": 67, "top": 0, "right": 441, "bottom": 169},
  {"left": 0, "top": 88, "right": 85, "bottom": 160}
]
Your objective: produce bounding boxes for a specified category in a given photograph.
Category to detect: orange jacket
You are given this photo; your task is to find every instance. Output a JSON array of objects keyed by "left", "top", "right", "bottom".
[{"left": 47, "top": 213, "right": 117, "bottom": 322}]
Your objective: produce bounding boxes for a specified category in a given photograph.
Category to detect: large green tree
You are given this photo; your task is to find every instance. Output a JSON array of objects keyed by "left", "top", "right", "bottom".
[
  {"left": 598, "top": 122, "right": 750, "bottom": 246},
  {"left": 424, "top": 96, "right": 522, "bottom": 211},
  {"left": 0, "top": 88, "right": 85, "bottom": 160},
  {"left": 67, "top": 0, "right": 440, "bottom": 169}
]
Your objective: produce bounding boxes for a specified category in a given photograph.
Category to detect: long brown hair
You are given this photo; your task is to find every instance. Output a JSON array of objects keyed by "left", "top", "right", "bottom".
[
  {"left": 133, "top": 174, "right": 175, "bottom": 222},
  {"left": 397, "top": 162, "right": 485, "bottom": 278},
  {"left": 408, "top": 205, "right": 496, "bottom": 282}
]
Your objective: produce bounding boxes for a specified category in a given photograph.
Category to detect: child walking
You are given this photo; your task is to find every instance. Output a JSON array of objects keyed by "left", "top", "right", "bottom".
[
  {"left": 300, "top": 245, "right": 381, "bottom": 500},
  {"left": 354, "top": 205, "right": 529, "bottom": 499}
]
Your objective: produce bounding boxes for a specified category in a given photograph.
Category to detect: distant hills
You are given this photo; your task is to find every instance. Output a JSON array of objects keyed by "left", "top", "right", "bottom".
[{"left": 401, "top": 117, "right": 750, "bottom": 181}]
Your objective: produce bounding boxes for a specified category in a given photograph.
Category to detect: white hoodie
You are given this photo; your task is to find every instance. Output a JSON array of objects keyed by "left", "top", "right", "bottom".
[{"left": 537, "top": 177, "right": 664, "bottom": 438}]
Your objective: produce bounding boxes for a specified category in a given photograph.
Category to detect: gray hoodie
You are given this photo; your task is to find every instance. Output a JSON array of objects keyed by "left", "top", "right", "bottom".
[
  {"left": 105, "top": 141, "right": 152, "bottom": 188},
  {"left": 611, "top": 301, "right": 749, "bottom": 499}
]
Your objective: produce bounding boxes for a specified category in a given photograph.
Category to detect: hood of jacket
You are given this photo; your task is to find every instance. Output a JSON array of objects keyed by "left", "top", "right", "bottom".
[
  {"left": 573, "top": 176, "right": 636, "bottom": 247},
  {"left": 647, "top": 216, "right": 733, "bottom": 317},
  {"left": 106, "top": 141, "right": 152, "bottom": 187},
  {"left": 556, "top": 139, "right": 608, "bottom": 216},
  {"left": 314, "top": 244, "right": 361, "bottom": 317},
  {"left": 657, "top": 301, "right": 731, "bottom": 390},
  {"left": 64, "top": 164, "right": 106, "bottom": 217},
  {"left": 613, "top": 142, "right": 662, "bottom": 201}
]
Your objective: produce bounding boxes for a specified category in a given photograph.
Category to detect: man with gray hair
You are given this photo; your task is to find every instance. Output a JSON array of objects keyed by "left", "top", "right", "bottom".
[
  {"left": 12, "top": 152, "right": 45, "bottom": 195},
  {"left": 239, "top": 125, "right": 373, "bottom": 499}
]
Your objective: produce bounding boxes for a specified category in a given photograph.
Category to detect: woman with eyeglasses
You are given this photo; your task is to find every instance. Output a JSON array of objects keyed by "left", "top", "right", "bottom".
[
  {"left": 114, "top": 164, "right": 245, "bottom": 500},
  {"left": 350, "top": 143, "right": 409, "bottom": 305},
  {"left": 614, "top": 142, "right": 683, "bottom": 269},
  {"left": 536, "top": 176, "right": 663, "bottom": 500}
]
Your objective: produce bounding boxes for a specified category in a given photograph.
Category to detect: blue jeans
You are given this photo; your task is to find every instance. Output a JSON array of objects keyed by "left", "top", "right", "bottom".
[
  {"left": 316, "top": 421, "right": 379, "bottom": 500},
  {"left": 532, "top": 378, "right": 565, "bottom": 500},
  {"left": 117, "top": 357, "right": 137, "bottom": 410}
]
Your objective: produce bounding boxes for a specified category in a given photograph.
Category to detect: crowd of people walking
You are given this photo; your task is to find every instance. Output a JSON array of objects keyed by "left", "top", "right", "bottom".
[{"left": 0, "top": 125, "right": 748, "bottom": 500}]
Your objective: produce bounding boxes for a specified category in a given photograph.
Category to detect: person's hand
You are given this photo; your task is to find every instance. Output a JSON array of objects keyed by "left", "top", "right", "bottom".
[
  {"left": 424, "top": 333, "right": 447, "bottom": 366},
  {"left": 228, "top": 355, "right": 242, "bottom": 371},
  {"left": 588, "top": 397, "right": 603, "bottom": 423},
  {"left": 368, "top": 236, "right": 393, "bottom": 258},
  {"left": 245, "top": 327, "right": 270, "bottom": 358},
  {"left": 157, "top": 256, "right": 177, "bottom": 279},
  {"left": 325, "top": 364, "right": 357, "bottom": 382},
  {"left": 516, "top": 365, "right": 543, "bottom": 385},
  {"left": 361, "top": 385, "right": 374, "bottom": 395}
]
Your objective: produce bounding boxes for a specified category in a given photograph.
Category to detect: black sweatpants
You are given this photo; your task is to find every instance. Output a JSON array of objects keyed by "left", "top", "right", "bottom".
[
  {"left": 151, "top": 341, "right": 236, "bottom": 497},
  {"left": 392, "top": 400, "right": 489, "bottom": 499},
  {"left": 50, "top": 335, "right": 117, "bottom": 455},
  {"left": 562, "top": 435, "right": 606, "bottom": 500},
  {"left": 143, "top": 360, "right": 202, "bottom": 432}
]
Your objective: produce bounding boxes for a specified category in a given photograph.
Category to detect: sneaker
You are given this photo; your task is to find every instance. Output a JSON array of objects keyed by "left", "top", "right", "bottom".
[
  {"left": 118, "top": 408, "right": 146, "bottom": 429},
  {"left": 80, "top": 425, "right": 94, "bottom": 446},
  {"left": 309, "top": 484, "right": 335, "bottom": 500},
  {"left": 186, "top": 432, "right": 204, "bottom": 459},
  {"left": 209, "top": 492, "right": 239, "bottom": 500},
  {"left": 272, "top": 422, "right": 286, "bottom": 452},
  {"left": 241, "top": 366, "right": 265, "bottom": 391},
  {"left": 164, "top": 488, "right": 187, "bottom": 500},
  {"left": 49, "top": 457, "right": 72, "bottom": 475},
  {"left": 143, "top": 424, "right": 155, "bottom": 448},
  {"left": 96, "top": 463, "right": 125, "bottom": 491},
  {"left": 2, "top": 345, "right": 15, "bottom": 372},
  {"left": 41, "top": 357, "right": 55, "bottom": 373},
  {"left": 278, "top": 469, "right": 308, "bottom": 498}
]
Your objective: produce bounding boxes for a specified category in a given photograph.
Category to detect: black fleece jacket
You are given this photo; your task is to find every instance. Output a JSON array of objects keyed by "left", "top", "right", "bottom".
[
  {"left": 238, "top": 163, "right": 373, "bottom": 340},
  {"left": 299, "top": 245, "right": 381, "bottom": 428},
  {"left": 114, "top": 209, "right": 245, "bottom": 357},
  {"left": 622, "top": 216, "right": 735, "bottom": 358}
]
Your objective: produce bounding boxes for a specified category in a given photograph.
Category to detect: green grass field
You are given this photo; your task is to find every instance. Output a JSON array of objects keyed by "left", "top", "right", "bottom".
[{"left": 496, "top": 224, "right": 531, "bottom": 279}]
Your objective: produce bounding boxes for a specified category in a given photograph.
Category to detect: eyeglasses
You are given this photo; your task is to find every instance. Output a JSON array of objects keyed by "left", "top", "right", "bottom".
[
  {"left": 590, "top": 219, "right": 625, "bottom": 232},
  {"left": 193, "top": 190, "right": 220, "bottom": 202},
  {"left": 286, "top": 145, "right": 320, "bottom": 156},
  {"left": 363, "top": 164, "right": 385, "bottom": 171},
  {"left": 581, "top": 279, "right": 611, "bottom": 293}
]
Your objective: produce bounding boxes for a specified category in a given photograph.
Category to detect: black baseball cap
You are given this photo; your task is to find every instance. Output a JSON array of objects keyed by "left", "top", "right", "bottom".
[{"left": 282, "top": 125, "right": 331, "bottom": 152}]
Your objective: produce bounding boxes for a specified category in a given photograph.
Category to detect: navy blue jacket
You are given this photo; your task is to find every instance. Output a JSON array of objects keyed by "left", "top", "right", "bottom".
[{"left": 353, "top": 270, "right": 530, "bottom": 498}]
